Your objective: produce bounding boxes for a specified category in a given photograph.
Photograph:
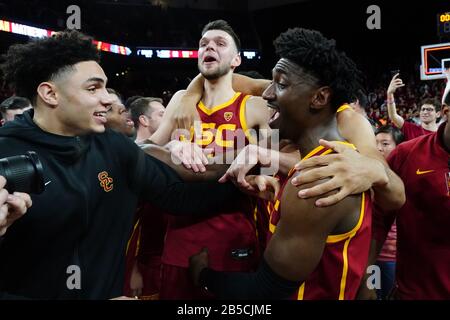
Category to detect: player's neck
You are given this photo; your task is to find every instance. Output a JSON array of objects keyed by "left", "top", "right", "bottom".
[
  {"left": 422, "top": 121, "right": 437, "bottom": 132},
  {"left": 296, "top": 115, "right": 342, "bottom": 157},
  {"left": 135, "top": 127, "right": 152, "bottom": 144},
  {"left": 202, "top": 73, "right": 236, "bottom": 109}
]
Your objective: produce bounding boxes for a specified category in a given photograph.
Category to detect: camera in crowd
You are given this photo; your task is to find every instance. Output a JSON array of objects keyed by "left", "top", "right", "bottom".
[{"left": 0, "top": 151, "right": 45, "bottom": 194}]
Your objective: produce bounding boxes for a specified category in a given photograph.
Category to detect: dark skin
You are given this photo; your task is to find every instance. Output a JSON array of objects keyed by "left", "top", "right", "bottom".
[
  {"left": 263, "top": 59, "right": 362, "bottom": 280},
  {"left": 190, "top": 58, "right": 366, "bottom": 287},
  {"left": 105, "top": 93, "right": 135, "bottom": 137}
]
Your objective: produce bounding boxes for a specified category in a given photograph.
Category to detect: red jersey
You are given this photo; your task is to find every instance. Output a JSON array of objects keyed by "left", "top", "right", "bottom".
[
  {"left": 399, "top": 121, "right": 434, "bottom": 141},
  {"left": 251, "top": 172, "right": 287, "bottom": 252},
  {"left": 162, "top": 92, "right": 259, "bottom": 271},
  {"left": 374, "top": 122, "right": 450, "bottom": 299},
  {"left": 178, "top": 92, "right": 255, "bottom": 155},
  {"left": 254, "top": 198, "right": 274, "bottom": 252},
  {"left": 268, "top": 144, "right": 372, "bottom": 300}
]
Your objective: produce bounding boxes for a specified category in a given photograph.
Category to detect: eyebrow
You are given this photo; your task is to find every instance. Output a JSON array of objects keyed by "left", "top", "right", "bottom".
[
  {"left": 84, "top": 77, "right": 107, "bottom": 85},
  {"left": 272, "top": 67, "right": 287, "bottom": 75},
  {"left": 200, "top": 36, "right": 228, "bottom": 43}
]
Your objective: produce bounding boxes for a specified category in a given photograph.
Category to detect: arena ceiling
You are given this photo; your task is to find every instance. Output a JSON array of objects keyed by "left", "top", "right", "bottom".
[{"left": 94, "top": 0, "right": 310, "bottom": 11}]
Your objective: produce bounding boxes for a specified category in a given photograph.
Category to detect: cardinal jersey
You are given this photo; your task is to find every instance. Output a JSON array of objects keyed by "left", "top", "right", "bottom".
[
  {"left": 268, "top": 143, "right": 372, "bottom": 300},
  {"left": 162, "top": 92, "right": 259, "bottom": 272},
  {"left": 181, "top": 92, "right": 255, "bottom": 155}
]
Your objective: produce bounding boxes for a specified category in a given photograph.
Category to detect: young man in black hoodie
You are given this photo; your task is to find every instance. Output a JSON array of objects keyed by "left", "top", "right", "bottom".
[{"left": 0, "top": 30, "right": 244, "bottom": 299}]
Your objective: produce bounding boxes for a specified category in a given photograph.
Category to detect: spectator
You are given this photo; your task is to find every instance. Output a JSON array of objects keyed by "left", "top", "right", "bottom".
[{"left": 0, "top": 96, "right": 32, "bottom": 125}]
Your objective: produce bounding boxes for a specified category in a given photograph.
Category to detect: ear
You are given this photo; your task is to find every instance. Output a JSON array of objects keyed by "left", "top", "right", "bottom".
[
  {"left": 37, "top": 82, "right": 58, "bottom": 107},
  {"left": 310, "top": 86, "right": 332, "bottom": 111},
  {"left": 139, "top": 114, "right": 149, "bottom": 127},
  {"left": 230, "top": 53, "right": 241, "bottom": 69},
  {"left": 436, "top": 111, "right": 441, "bottom": 118},
  {"left": 0, "top": 119, "right": 4, "bottom": 126},
  {"left": 442, "top": 105, "right": 449, "bottom": 118}
]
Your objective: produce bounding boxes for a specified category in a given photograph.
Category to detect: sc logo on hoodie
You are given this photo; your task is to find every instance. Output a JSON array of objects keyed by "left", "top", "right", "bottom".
[{"left": 98, "top": 171, "right": 114, "bottom": 192}]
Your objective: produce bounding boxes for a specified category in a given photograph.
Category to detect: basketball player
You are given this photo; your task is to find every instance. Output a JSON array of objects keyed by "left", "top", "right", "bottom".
[{"left": 190, "top": 28, "right": 376, "bottom": 300}]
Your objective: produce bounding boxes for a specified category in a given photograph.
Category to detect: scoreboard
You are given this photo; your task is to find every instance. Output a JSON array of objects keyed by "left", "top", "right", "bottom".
[{"left": 438, "top": 12, "right": 450, "bottom": 39}]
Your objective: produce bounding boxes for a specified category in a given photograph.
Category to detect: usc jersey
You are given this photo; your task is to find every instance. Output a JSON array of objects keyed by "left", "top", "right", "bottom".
[
  {"left": 162, "top": 92, "right": 259, "bottom": 271},
  {"left": 179, "top": 92, "right": 255, "bottom": 156},
  {"left": 268, "top": 143, "right": 372, "bottom": 300}
]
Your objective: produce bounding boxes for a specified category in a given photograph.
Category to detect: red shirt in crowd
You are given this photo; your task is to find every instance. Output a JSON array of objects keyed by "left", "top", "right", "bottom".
[
  {"left": 399, "top": 121, "right": 434, "bottom": 141},
  {"left": 373, "top": 122, "right": 450, "bottom": 299}
]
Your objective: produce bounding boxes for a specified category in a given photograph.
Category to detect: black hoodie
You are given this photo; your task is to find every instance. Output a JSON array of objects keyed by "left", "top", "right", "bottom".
[{"left": 0, "top": 110, "right": 241, "bottom": 299}]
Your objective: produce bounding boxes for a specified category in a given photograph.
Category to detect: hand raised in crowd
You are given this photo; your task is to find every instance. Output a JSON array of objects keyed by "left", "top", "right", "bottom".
[
  {"left": 291, "top": 139, "right": 388, "bottom": 207},
  {"left": 387, "top": 73, "right": 405, "bottom": 96},
  {"left": 0, "top": 176, "right": 32, "bottom": 236}
]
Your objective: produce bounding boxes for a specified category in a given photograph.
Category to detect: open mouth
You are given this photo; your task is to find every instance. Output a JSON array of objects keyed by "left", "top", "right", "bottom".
[
  {"left": 203, "top": 56, "right": 217, "bottom": 63},
  {"left": 267, "top": 103, "right": 280, "bottom": 112},
  {"left": 93, "top": 111, "right": 107, "bottom": 124},
  {"left": 269, "top": 110, "right": 279, "bottom": 124}
]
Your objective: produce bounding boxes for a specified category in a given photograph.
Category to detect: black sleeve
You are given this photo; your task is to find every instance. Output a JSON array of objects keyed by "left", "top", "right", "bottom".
[
  {"left": 122, "top": 136, "right": 246, "bottom": 216},
  {"left": 199, "top": 257, "right": 300, "bottom": 300}
]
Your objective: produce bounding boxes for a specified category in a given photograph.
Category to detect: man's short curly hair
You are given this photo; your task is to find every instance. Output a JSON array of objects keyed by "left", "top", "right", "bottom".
[
  {"left": 1, "top": 30, "right": 100, "bottom": 104},
  {"left": 273, "top": 28, "right": 363, "bottom": 110}
]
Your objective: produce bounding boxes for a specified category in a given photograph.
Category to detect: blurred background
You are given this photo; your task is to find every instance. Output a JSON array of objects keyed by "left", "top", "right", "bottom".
[{"left": 0, "top": 0, "right": 449, "bottom": 125}]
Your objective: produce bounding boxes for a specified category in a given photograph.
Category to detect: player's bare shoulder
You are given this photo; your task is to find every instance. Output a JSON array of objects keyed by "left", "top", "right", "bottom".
[
  {"left": 244, "top": 95, "right": 271, "bottom": 129},
  {"left": 165, "top": 89, "right": 187, "bottom": 113}
]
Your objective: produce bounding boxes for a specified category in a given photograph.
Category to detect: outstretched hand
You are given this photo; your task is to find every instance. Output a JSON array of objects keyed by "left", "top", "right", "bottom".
[
  {"left": 243, "top": 175, "right": 280, "bottom": 202},
  {"left": 218, "top": 145, "right": 272, "bottom": 190},
  {"left": 166, "top": 140, "right": 212, "bottom": 173}
]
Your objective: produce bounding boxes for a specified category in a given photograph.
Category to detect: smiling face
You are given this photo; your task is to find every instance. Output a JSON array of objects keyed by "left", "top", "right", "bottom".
[
  {"left": 197, "top": 29, "right": 241, "bottom": 80},
  {"left": 419, "top": 103, "right": 439, "bottom": 124},
  {"left": 262, "top": 58, "right": 320, "bottom": 141},
  {"left": 52, "top": 61, "right": 113, "bottom": 136},
  {"left": 105, "top": 93, "right": 135, "bottom": 137}
]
